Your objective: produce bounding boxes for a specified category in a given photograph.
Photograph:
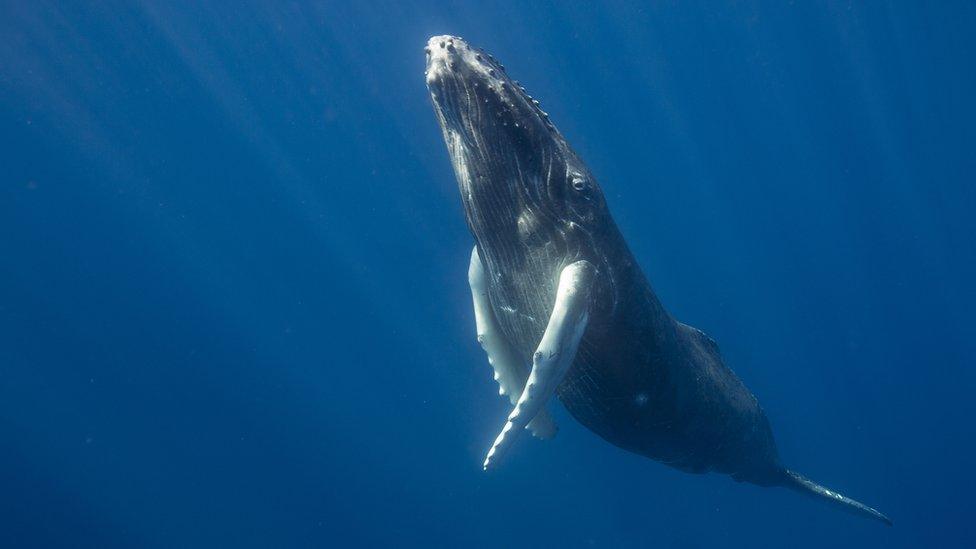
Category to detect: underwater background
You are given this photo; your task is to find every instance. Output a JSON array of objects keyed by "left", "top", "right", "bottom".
[{"left": 2, "top": 1, "right": 975, "bottom": 547}]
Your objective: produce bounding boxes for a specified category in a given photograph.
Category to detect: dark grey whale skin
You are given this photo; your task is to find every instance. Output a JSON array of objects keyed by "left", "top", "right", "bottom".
[
  {"left": 425, "top": 35, "right": 889, "bottom": 524},
  {"left": 479, "top": 145, "right": 783, "bottom": 487}
]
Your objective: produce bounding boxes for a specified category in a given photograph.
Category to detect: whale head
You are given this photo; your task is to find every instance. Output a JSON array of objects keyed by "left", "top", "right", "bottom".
[{"left": 425, "top": 35, "right": 609, "bottom": 265}]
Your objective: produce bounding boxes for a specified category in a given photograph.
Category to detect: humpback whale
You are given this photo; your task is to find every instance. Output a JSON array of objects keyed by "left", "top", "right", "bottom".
[{"left": 425, "top": 35, "right": 890, "bottom": 525}]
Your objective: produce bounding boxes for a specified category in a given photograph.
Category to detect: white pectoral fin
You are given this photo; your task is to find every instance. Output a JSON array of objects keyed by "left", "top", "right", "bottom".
[
  {"left": 483, "top": 259, "right": 597, "bottom": 471},
  {"left": 468, "top": 247, "right": 557, "bottom": 439}
]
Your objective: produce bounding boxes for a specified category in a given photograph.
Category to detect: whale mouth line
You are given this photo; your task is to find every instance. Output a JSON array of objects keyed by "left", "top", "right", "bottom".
[{"left": 423, "top": 34, "right": 595, "bottom": 245}]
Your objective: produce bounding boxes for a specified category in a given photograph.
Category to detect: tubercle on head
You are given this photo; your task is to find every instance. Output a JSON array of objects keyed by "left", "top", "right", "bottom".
[{"left": 426, "top": 36, "right": 555, "bottom": 132}]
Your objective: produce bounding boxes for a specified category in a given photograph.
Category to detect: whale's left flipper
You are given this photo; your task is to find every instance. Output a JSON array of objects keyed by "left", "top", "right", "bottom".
[
  {"left": 468, "top": 247, "right": 558, "bottom": 439},
  {"left": 483, "top": 260, "right": 596, "bottom": 470}
]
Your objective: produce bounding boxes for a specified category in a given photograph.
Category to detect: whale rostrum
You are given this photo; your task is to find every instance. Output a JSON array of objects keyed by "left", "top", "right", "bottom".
[{"left": 425, "top": 35, "right": 891, "bottom": 525}]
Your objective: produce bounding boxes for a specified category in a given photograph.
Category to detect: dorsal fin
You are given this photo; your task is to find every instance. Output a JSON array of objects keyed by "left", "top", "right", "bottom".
[{"left": 678, "top": 322, "right": 721, "bottom": 355}]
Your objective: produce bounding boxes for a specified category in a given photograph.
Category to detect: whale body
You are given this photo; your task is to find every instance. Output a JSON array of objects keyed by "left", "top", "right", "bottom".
[{"left": 425, "top": 34, "right": 890, "bottom": 525}]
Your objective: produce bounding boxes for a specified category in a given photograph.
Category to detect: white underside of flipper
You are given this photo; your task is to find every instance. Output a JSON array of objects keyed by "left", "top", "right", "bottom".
[
  {"left": 468, "top": 247, "right": 557, "bottom": 439},
  {"left": 482, "top": 258, "right": 597, "bottom": 471}
]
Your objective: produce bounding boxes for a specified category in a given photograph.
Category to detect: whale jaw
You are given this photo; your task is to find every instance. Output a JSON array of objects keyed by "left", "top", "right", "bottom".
[{"left": 425, "top": 35, "right": 609, "bottom": 274}]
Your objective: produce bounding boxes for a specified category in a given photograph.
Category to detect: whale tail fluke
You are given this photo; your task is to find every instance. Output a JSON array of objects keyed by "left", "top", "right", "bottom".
[{"left": 780, "top": 469, "right": 892, "bottom": 526}]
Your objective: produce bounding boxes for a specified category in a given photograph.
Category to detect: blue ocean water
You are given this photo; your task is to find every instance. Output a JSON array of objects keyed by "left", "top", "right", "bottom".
[{"left": 2, "top": 1, "right": 974, "bottom": 547}]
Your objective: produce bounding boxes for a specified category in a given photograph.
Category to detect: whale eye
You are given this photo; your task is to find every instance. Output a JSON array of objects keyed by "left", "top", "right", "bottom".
[{"left": 571, "top": 176, "right": 587, "bottom": 192}]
